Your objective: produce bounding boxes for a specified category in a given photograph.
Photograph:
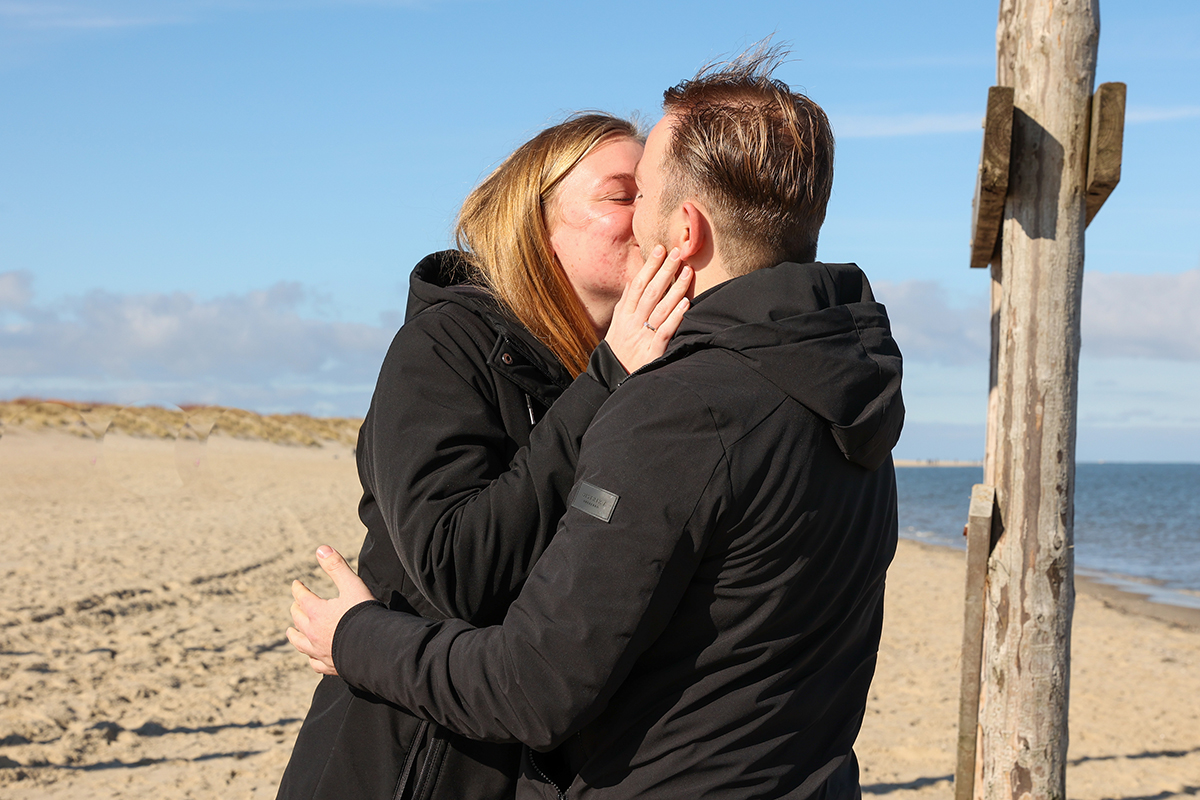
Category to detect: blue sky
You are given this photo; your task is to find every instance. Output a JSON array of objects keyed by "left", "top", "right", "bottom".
[{"left": 1, "top": 0, "right": 1197, "bottom": 461}]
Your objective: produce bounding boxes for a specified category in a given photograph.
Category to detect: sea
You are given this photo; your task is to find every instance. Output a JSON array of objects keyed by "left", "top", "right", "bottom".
[{"left": 896, "top": 463, "right": 1200, "bottom": 610}]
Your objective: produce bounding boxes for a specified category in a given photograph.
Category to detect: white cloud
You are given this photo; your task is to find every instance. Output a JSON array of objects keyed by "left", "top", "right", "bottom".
[
  {"left": 879, "top": 274, "right": 1200, "bottom": 459},
  {"left": 0, "top": 272, "right": 395, "bottom": 415},
  {"left": 872, "top": 280, "right": 990, "bottom": 365},
  {"left": 0, "top": 270, "right": 32, "bottom": 311},
  {"left": 876, "top": 268, "right": 1200, "bottom": 366},
  {"left": 6, "top": 266, "right": 1197, "bottom": 417},
  {"left": 833, "top": 112, "right": 982, "bottom": 139},
  {"left": 825, "top": 54, "right": 992, "bottom": 70},
  {"left": 1082, "top": 269, "right": 1200, "bottom": 360},
  {"left": 1126, "top": 105, "right": 1200, "bottom": 124},
  {"left": 827, "top": 103, "right": 1200, "bottom": 141},
  {"left": 0, "top": 0, "right": 426, "bottom": 30},
  {"left": 0, "top": 1, "right": 187, "bottom": 29}
]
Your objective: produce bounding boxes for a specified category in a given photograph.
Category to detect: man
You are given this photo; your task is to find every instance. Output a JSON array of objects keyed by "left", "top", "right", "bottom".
[{"left": 289, "top": 48, "right": 903, "bottom": 799}]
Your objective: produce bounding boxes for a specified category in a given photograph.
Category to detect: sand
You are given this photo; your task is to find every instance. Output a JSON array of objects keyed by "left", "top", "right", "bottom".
[
  {"left": 2, "top": 420, "right": 1197, "bottom": 798},
  {"left": 857, "top": 541, "right": 1200, "bottom": 799}
]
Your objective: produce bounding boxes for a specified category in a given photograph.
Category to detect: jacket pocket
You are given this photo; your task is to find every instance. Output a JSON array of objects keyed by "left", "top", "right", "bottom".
[{"left": 398, "top": 721, "right": 522, "bottom": 800}]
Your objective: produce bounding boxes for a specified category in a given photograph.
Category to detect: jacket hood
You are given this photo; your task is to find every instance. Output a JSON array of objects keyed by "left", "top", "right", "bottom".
[
  {"left": 404, "top": 250, "right": 575, "bottom": 398},
  {"left": 405, "top": 250, "right": 495, "bottom": 322},
  {"left": 660, "top": 261, "right": 904, "bottom": 470}
]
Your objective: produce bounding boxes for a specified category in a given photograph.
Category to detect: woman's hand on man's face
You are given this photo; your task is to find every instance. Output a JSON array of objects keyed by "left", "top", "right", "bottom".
[
  {"left": 603, "top": 245, "right": 692, "bottom": 373},
  {"left": 286, "top": 546, "right": 376, "bottom": 676}
]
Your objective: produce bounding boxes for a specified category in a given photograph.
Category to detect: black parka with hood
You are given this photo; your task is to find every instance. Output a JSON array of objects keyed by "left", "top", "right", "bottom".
[
  {"left": 332, "top": 261, "right": 905, "bottom": 800},
  {"left": 277, "top": 251, "right": 615, "bottom": 800}
]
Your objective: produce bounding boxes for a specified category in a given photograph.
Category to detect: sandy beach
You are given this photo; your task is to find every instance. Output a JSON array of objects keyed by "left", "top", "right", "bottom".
[{"left": 2, "top": 410, "right": 1197, "bottom": 798}]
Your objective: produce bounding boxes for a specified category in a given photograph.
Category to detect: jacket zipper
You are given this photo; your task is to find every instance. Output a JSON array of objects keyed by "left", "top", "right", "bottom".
[
  {"left": 525, "top": 393, "right": 537, "bottom": 426},
  {"left": 392, "top": 720, "right": 428, "bottom": 800},
  {"left": 411, "top": 732, "right": 446, "bottom": 800},
  {"left": 527, "top": 748, "right": 567, "bottom": 800}
]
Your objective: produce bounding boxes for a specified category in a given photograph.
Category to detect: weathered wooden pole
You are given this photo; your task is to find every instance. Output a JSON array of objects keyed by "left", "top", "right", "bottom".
[{"left": 975, "top": 1, "right": 1099, "bottom": 799}]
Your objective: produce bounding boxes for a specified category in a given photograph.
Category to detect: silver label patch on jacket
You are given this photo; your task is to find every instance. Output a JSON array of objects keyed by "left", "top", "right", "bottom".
[{"left": 571, "top": 481, "right": 619, "bottom": 522}]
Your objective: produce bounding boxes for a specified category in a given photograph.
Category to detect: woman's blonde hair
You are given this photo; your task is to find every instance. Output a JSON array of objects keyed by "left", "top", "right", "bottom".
[{"left": 456, "top": 113, "right": 640, "bottom": 377}]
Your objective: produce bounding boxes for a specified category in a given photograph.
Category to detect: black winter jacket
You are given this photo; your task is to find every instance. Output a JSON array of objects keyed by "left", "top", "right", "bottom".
[
  {"left": 332, "top": 261, "right": 904, "bottom": 800},
  {"left": 278, "top": 251, "right": 614, "bottom": 800}
]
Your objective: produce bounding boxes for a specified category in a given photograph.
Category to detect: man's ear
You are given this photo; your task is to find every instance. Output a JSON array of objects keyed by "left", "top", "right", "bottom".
[{"left": 677, "top": 201, "right": 711, "bottom": 262}]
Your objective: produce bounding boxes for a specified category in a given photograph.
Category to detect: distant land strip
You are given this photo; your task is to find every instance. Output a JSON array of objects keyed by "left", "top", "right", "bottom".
[
  {"left": 4, "top": 399, "right": 987, "bottom": 463},
  {"left": 0, "top": 398, "right": 363, "bottom": 448}
]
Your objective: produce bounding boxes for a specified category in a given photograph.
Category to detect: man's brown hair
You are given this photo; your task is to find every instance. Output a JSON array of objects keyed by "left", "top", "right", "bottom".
[{"left": 661, "top": 43, "right": 835, "bottom": 274}]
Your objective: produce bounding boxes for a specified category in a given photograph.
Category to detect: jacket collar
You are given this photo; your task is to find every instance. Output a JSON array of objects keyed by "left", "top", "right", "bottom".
[
  {"left": 406, "top": 251, "right": 575, "bottom": 401},
  {"left": 654, "top": 261, "right": 905, "bottom": 471}
]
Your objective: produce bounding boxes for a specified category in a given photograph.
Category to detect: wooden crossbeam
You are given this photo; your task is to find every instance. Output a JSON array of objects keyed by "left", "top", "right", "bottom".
[
  {"left": 969, "top": 87, "right": 1014, "bottom": 269},
  {"left": 954, "top": 483, "right": 996, "bottom": 800},
  {"left": 1086, "top": 82, "right": 1126, "bottom": 227}
]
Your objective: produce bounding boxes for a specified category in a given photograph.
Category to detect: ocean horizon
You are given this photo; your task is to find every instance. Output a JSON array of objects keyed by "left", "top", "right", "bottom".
[{"left": 896, "top": 462, "right": 1200, "bottom": 610}]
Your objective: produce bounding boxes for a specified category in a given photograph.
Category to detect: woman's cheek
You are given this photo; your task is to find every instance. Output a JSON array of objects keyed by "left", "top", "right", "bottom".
[{"left": 600, "top": 208, "right": 637, "bottom": 241}]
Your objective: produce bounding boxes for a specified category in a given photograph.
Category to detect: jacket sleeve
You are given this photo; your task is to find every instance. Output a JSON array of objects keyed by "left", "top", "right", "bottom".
[
  {"left": 336, "top": 373, "right": 730, "bottom": 749},
  {"left": 361, "top": 304, "right": 612, "bottom": 625}
]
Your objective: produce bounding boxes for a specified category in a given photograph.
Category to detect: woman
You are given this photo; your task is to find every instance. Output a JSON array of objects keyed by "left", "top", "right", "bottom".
[{"left": 277, "top": 114, "right": 691, "bottom": 799}]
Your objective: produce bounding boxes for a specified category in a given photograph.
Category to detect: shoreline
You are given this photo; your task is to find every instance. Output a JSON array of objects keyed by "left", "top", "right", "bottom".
[{"left": 901, "top": 536, "right": 1200, "bottom": 630}]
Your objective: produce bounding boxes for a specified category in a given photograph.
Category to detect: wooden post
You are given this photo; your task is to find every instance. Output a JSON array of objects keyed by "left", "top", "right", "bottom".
[
  {"left": 1085, "top": 82, "right": 1127, "bottom": 226},
  {"left": 976, "top": 2, "right": 1099, "bottom": 800},
  {"left": 969, "top": 87, "right": 1014, "bottom": 270},
  {"left": 955, "top": 484, "right": 997, "bottom": 800}
]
